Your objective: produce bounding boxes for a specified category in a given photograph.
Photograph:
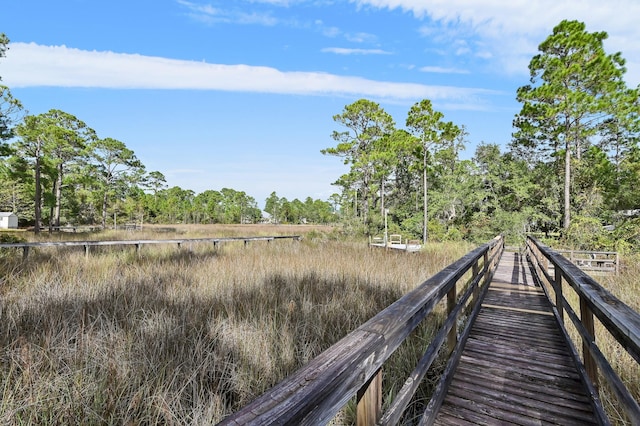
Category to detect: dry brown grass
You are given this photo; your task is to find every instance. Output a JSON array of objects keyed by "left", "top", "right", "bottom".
[
  {"left": 0, "top": 226, "right": 473, "bottom": 425},
  {"left": 25, "top": 223, "right": 334, "bottom": 243},
  {"left": 590, "top": 256, "right": 640, "bottom": 425},
  {"left": 547, "top": 256, "right": 640, "bottom": 425}
]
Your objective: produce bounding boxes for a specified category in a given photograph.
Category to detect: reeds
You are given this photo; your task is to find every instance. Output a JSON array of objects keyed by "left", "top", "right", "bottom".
[
  {"left": 553, "top": 255, "right": 640, "bottom": 426},
  {"left": 0, "top": 226, "right": 472, "bottom": 424},
  {"left": 588, "top": 256, "right": 640, "bottom": 425}
]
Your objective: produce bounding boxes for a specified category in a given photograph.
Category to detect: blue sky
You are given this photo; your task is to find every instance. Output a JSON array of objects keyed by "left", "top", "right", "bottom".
[{"left": 2, "top": 0, "right": 639, "bottom": 207}]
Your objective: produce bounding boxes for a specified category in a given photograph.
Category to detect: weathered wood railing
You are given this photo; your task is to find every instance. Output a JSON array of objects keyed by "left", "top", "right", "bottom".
[
  {"left": 369, "top": 234, "right": 423, "bottom": 252},
  {"left": 554, "top": 249, "right": 619, "bottom": 275},
  {"left": 220, "top": 236, "right": 504, "bottom": 425},
  {"left": 0, "top": 235, "right": 301, "bottom": 260},
  {"left": 526, "top": 236, "right": 640, "bottom": 424}
]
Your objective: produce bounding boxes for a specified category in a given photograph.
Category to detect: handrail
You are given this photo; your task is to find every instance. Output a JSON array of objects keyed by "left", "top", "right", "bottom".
[
  {"left": 553, "top": 249, "right": 619, "bottom": 275},
  {"left": 219, "top": 236, "right": 504, "bottom": 425},
  {"left": 0, "top": 235, "right": 301, "bottom": 260},
  {"left": 526, "top": 236, "right": 640, "bottom": 424}
]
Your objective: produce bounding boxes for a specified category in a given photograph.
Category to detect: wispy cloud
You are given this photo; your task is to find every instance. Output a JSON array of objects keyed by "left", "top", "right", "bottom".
[
  {"left": 176, "top": 0, "right": 218, "bottom": 15},
  {"left": 420, "top": 66, "right": 469, "bottom": 75},
  {"left": 319, "top": 23, "right": 341, "bottom": 38},
  {"left": 354, "top": 0, "right": 640, "bottom": 83},
  {"left": 321, "top": 47, "right": 391, "bottom": 55},
  {"left": 4, "top": 43, "right": 497, "bottom": 106},
  {"left": 246, "top": 0, "right": 304, "bottom": 6},
  {"left": 177, "top": 0, "right": 278, "bottom": 26},
  {"left": 345, "top": 32, "right": 378, "bottom": 44}
]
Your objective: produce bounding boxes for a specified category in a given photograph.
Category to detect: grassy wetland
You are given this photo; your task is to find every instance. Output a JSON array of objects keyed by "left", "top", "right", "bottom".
[
  {"left": 0, "top": 225, "right": 638, "bottom": 424},
  {"left": 0, "top": 225, "right": 474, "bottom": 424},
  {"left": 561, "top": 258, "right": 640, "bottom": 425}
]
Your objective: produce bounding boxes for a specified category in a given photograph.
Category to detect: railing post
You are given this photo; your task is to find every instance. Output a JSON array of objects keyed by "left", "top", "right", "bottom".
[
  {"left": 555, "top": 267, "right": 563, "bottom": 321},
  {"left": 472, "top": 259, "right": 480, "bottom": 302},
  {"left": 538, "top": 247, "right": 546, "bottom": 281},
  {"left": 356, "top": 368, "right": 382, "bottom": 426},
  {"left": 84, "top": 244, "right": 89, "bottom": 258},
  {"left": 580, "top": 297, "right": 599, "bottom": 391},
  {"left": 483, "top": 250, "right": 490, "bottom": 285},
  {"left": 22, "top": 246, "right": 29, "bottom": 261},
  {"left": 447, "top": 282, "right": 457, "bottom": 354}
]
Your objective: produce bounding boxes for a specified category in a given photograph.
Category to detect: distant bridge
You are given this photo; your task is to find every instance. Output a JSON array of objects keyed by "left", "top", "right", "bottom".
[{"left": 221, "top": 236, "right": 640, "bottom": 425}]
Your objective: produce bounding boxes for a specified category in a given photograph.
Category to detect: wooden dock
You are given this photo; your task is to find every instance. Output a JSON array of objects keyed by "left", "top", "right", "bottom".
[
  {"left": 434, "top": 251, "right": 600, "bottom": 425},
  {"left": 369, "top": 234, "right": 422, "bottom": 252}
]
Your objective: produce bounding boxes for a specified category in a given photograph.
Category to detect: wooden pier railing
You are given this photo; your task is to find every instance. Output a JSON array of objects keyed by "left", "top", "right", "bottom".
[
  {"left": 219, "top": 236, "right": 504, "bottom": 425},
  {"left": 526, "top": 236, "right": 640, "bottom": 424},
  {"left": 0, "top": 235, "right": 301, "bottom": 260},
  {"left": 554, "top": 249, "right": 619, "bottom": 275}
]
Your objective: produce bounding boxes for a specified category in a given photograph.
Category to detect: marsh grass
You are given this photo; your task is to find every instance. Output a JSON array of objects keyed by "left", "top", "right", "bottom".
[
  {"left": 549, "top": 256, "right": 640, "bottom": 425},
  {"left": 589, "top": 257, "right": 640, "bottom": 426},
  {"left": 25, "top": 223, "right": 334, "bottom": 242},
  {"left": 0, "top": 226, "right": 472, "bottom": 424}
]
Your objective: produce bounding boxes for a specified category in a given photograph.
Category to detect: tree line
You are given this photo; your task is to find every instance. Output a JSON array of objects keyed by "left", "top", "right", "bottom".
[
  {"left": 322, "top": 20, "right": 640, "bottom": 250},
  {"left": 0, "top": 36, "right": 336, "bottom": 231},
  {"left": 2, "top": 20, "right": 640, "bottom": 250}
]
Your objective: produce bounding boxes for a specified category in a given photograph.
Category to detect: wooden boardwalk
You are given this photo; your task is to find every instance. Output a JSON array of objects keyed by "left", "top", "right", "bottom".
[{"left": 434, "top": 251, "right": 600, "bottom": 425}]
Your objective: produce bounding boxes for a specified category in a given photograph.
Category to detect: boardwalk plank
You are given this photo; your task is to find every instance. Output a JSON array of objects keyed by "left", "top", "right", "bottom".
[
  {"left": 440, "top": 393, "right": 596, "bottom": 426},
  {"left": 434, "top": 251, "right": 598, "bottom": 425},
  {"left": 467, "top": 327, "right": 569, "bottom": 352},
  {"left": 452, "top": 369, "right": 589, "bottom": 412},
  {"left": 447, "top": 381, "right": 597, "bottom": 423},
  {"left": 463, "top": 337, "right": 577, "bottom": 368},
  {"left": 467, "top": 333, "right": 572, "bottom": 357},
  {"left": 455, "top": 354, "right": 584, "bottom": 384},
  {"left": 452, "top": 367, "right": 593, "bottom": 407}
]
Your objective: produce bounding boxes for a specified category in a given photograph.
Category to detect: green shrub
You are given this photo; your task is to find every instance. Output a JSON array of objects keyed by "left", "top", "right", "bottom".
[
  {"left": 611, "top": 217, "right": 640, "bottom": 254},
  {"left": 0, "top": 232, "right": 25, "bottom": 244},
  {"left": 562, "top": 215, "right": 614, "bottom": 250}
]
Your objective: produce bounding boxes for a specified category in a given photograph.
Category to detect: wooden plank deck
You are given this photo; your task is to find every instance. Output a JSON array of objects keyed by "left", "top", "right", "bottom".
[
  {"left": 434, "top": 251, "right": 600, "bottom": 426},
  {"left": 369, "top": 242, "right": 422, "bottom": 252}
]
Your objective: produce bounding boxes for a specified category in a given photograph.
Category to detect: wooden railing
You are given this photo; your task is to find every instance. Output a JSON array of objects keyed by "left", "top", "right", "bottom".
[
  {"left": 369, "top": 234, "right": 423, "bottom": 252},
  {"left": 0, "top": 235, "right": 301, "bottom": 260},
  {"left": 526, "top": 236, "right": 640, "bottom": 424},
  {"left": 220, "top": 236, "right": 504, "bottom": 425},
  {"left": 554, "top": 249, "right": 619, "bottom": 275}
]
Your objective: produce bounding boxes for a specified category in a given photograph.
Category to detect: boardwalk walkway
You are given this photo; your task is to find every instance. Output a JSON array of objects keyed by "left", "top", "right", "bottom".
[{"left": 434, "top": 251, "right": 599, "bottom": 425}]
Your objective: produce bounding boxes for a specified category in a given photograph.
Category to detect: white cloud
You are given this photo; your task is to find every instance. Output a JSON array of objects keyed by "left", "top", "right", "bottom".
[
  {"left": 177, "top": 0, "right": 278, "bottom": 26},
  {"left": 420, "top": 66, "right": 469, "bottom": 75},
  {"left": 320, "top": 25, "right": 341, "bottom": 38},
  {"left": 247, "top": 0, "right": 297, "bottom": 5},
  {"left": 345, "top": 32, "right": 378, "bottom": 44},
  {"left": 352, "top": 0, "right": 640, "bottom": 84},
  {"left": 321, "top": 47, "right": 391, "bottom": 55},
  {"left": 3, "top": 43, "right": 498, "bottom": 105},
  {"left": 176, "top": 0, "right": 218, "bottom": 15}
]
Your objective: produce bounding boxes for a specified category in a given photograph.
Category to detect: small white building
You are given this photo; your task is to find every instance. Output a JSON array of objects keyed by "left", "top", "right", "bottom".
[{"left": 0, "top": 212, "right": 18, "bottom": 229}]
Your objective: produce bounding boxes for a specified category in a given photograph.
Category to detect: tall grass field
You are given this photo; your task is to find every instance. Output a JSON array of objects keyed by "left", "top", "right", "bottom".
[
  {"left": 0, "top": 225, "right": 637, "bottom": 424},
  {"left": 0, "top": 225, "right": 473, "bottom": 424}
]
